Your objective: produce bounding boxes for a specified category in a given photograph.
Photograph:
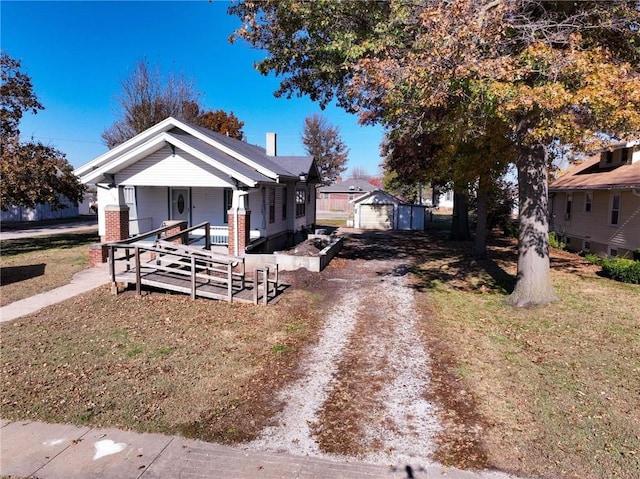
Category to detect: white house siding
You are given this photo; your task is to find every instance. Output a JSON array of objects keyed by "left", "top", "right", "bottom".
[
  {"left": 551, "top": 189, "right": 640, "bottom": 256},
  {"left": 116, "top": 146, "right": 231, "bottom": 187},
  {"left": 191, "top": 188, "right": 227, "bottom": 226},
  {"left": 135, "top": 186, "right": 169, "bottom": 232}
]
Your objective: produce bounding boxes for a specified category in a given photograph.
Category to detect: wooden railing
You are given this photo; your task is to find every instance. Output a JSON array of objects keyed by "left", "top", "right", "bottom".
[{"left": 107, "top": 222, "right": 248, "bottom": 302}]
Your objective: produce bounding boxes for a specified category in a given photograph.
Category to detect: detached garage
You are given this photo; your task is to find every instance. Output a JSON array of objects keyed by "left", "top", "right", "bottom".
[{"left": 353, "top": 190, "right": 427, "bottom": 230}]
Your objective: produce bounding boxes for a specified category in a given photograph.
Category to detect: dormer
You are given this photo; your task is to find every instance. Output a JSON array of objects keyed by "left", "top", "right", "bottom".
[{"left": 598, "top": 142, "right": 640, "bottom": 168}]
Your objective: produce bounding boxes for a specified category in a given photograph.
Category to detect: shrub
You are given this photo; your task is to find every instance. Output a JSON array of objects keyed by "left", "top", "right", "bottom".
[
  {"left": 600, "top": 257, "right": 640, "bottom": 284},
  {"left": 584, "top": 253, "right": 602, "bottom": 266},
  {"left": 548, "top": 232, "right": 566, "bottom": 250}
]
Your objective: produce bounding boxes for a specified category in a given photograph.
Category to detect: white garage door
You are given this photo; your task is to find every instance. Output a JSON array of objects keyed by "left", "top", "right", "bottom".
[{"left": 360, "top": 204, "right": 394, "bottom": 229}]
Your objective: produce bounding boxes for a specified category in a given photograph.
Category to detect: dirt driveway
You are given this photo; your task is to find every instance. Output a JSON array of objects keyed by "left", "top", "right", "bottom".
[{"left": 245, "top": 230, "right": 442, "bottom": 466}]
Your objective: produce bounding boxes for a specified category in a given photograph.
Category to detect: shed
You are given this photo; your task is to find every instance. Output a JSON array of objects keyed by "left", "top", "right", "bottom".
[{"left": 352, "top": 190, "right": 427, "bottom": 230}]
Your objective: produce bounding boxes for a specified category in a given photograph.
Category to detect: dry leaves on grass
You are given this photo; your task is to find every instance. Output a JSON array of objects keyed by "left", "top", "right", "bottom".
[
  {"left": 1, "top": 283, "right": 323, "bottom": 443},
  {"left": 413, "top": 235, "right": 640, "bottom": 479}
]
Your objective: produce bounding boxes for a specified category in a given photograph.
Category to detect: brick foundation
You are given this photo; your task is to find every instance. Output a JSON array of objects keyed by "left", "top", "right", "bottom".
[
  {"left": 88, "top": 243, "right": 109, "bottom": 267},
  {"left": 162, "top": 220, "right": 188, "bottom": 244}
]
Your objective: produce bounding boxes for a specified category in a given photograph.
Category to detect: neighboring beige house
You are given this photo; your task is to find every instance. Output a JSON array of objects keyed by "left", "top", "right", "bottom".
[
  {"left": 549, "top": 140, "right": 640, "bottom": 257},
  {"left": 74, "top": 117, "right": 320, "bottom": 255}
]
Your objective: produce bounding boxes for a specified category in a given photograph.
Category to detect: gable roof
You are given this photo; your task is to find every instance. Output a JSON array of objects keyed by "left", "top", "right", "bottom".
[
  {"left": 318, "top": 178, "right": 377, "bottom": 194},
  {"left": 74, "top": 117, "right": 315, "bottom": 187},
  {"left": 351, "top": 189, "right": 405, "bottom": 205},
  {"left": 549, "top": 155, "right": 640, "bottom": 191}
]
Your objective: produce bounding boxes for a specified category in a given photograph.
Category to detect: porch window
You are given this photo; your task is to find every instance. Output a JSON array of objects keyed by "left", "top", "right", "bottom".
[
  {"left": 296, "top": 189, "right": 306, "bottom": 217},
  {"left": 282, "top": 187, "right": 287, "bottom": 220},
  {"left": 223, "top": 188, "right": 233, "bottom": 224},
  {"left": 564, "top": 194, "right": 572, "bottom": 220},
  {"left": 584, "top": 192, "right": 592, "bottom": 213},
  {"left": 610, "top": 194, "right": 620, "bottom": 226},
  {"left": 268, "top": 187, "right": 276, "bottom": 223}
]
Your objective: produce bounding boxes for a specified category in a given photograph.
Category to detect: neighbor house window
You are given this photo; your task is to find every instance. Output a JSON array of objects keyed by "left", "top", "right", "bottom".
[
  {"left": 268, "top": 187, "right": 276, "bottom": 223},
  {"left": 565, "top": 194, "right": 572, "bottom": 220},
  {"left": 223, "top": 188, "right": 233, "bottom": 224},
  {"left": 621, "top": 148, "right": 629, "bottom": 164},
  {"left": 606, "top": 151, "right": 613, "bottom": 164},
  {"left": 584, "top": 192, "right": 592, "bottom": 213},
  {"left": 296, "top": 189, "right": 306, "bottom": 217},
  {"left": 584, "top": 241, "right": 591, "bottom": 252},
  {"left": 610, "top": 194, "right": 621, "bottom": 225},
  {"left": 282, "top": 187, "right": 287, "bottom": 220}
]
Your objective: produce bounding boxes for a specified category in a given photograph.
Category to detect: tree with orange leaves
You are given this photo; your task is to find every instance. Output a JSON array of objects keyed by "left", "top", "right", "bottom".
[{"left": 230, "top": 0, "right": 640, "bottom": 306}]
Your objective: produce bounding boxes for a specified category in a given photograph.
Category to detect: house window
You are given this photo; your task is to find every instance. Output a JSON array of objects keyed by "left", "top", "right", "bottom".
[
  {"left": 223, "top": 188, "right": 233, "bottom": 224},
  {"left": 610, "top": 194, "right": 621, "bottom": 225},
  {"left": 268, "top": 187, "right": 276, "bottom": 223},
  {"left": 610, "top": 248, "right": 618, "bottom": 257},
  {"left": 621, "top": 148, "right": 629, "bottom": 164},
  {"left": 349, "top": 193, "right": 354, "bottom": 200},
  {"left": 323, "top": 192, "right": 329, "bottom": 200},
  {"left": 565, "top": 194, "right": 572, "bottom": 220},
  {"left": 606, "top": 151, "right": 613, "bottom": 164},
  {"left": 584, "top": 192, "right": 592, "bottom": 213},
  {"left": 282, "top": 187, "right": 288, "bottom": 220},
  {"left": 296, "top": 189, "right": 306, "bottom": 217}
]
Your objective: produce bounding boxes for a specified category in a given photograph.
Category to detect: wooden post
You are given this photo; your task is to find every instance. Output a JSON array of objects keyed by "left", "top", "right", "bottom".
[
  {"left": 135, "top": 247, "right": 141, "bottom": 296},
  {"left": 227, "top": 262, "right": 233, "bottom": 303},
  {"left": 205, "top": 223, "right": 211, "bottom": 250},
  {"left": 191, "top": 256, "right": 196, "bottom": 300}
]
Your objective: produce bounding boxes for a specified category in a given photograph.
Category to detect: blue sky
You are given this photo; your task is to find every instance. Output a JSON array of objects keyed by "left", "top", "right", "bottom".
[{"left": 1, "top": 0, "right": 385, "bottom": 176}]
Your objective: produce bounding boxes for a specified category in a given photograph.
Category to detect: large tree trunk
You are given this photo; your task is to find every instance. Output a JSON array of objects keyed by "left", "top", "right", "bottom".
[
  {"left": 507, "top": 143, "right": 558, "bottom": 307},
  {"left": 474, "top": 174, "right": 489, "bottom": 260},
  {"left": 450, "top": 188, "right": 471, "bottom": 241}
]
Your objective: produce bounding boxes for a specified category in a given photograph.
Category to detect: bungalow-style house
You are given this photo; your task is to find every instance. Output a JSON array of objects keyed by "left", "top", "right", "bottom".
[
  {"left": 74, "top": 117, "right": 320, "bottom": 255},
  {"left": 316, "top": 178, "right": 377, "bottom": 214},
  {"left": 549, "top": 140, "right": 640, "bottom": 257}
]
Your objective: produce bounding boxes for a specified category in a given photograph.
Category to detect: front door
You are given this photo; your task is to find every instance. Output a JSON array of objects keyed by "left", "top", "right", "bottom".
[{"left": 171, "top": 188, "right": 190, "bottom": 224}]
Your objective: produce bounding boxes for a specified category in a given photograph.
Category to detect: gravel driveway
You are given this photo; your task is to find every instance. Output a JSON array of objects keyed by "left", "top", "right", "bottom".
[{"left": 245, "top": 231, "right": 441, "bottom": 467}]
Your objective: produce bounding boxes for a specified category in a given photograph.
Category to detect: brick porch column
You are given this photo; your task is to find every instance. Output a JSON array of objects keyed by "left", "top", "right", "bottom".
[
  {"left": 228, "top": 209, "right": 251, "bottom": 256},
  {"left": 104, "top": 205, "right": 130, "bottom": 243}
]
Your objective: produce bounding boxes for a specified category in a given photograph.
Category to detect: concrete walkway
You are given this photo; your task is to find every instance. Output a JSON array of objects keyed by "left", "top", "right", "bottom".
[
  {"left": 0, "top": 264, "right": 111, "bottom": 322},
  {"left": 0, "top": 419, "right": 520, "bottom": 479}
]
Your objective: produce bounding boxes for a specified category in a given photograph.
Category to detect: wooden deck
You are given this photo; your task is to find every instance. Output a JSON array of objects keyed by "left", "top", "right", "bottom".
[{"left": 107, "top": 222, "right": 282, "bottom": 304}]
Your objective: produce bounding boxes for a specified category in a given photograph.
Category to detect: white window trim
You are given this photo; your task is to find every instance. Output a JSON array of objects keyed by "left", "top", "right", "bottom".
[{"left": 609, "top": 192, "right": 621, "bottom": 226}]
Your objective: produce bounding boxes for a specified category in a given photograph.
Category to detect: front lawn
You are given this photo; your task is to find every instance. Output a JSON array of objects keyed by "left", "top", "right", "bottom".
[{"left": 0, "top": 231, "right": 99, "bottom": 306}]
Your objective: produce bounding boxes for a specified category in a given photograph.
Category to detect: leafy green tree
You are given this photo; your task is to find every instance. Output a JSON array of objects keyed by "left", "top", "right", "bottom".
[
  {"left": 1, "top": 52, "right": 84, "bottom": 211},
  {"left": 301, "top": 113, "right": 348, "bottom": 183},
  {"left": 230, "top": 0, "right": 640, "bottom": 306}
]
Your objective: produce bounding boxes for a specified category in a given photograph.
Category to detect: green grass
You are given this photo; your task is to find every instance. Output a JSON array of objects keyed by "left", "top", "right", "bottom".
[{"left": 0, "top": 231, "right": 99, "bottom": 306}]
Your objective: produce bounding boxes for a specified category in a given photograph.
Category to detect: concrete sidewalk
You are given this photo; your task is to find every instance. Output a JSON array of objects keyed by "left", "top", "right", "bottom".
[
  {"left": 0, "top": 420, "right": 519, "bottom": 479},
  {"left": 0, "top": 265, "right": 111, "bottom": 323},
  {"left": 0, "top": 218, "right": 98, "bottom": 241}
]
